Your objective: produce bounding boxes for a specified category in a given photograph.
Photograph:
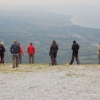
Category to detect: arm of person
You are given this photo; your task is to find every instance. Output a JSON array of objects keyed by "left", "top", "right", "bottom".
[
  {"left": 27, "top": 47, "right": 29, "bottom": 53},
  {"left": 57, "top": 44, "right": 58, "bottom": 50},
  {"left": 72, "top": 45, "right": 74, "bottom": 50},
  {"left": 49, "top": 45, "right": 52, "bottom": 56},
  {"left": 10, "top": 45, "right": 13, "bottom": 53}
]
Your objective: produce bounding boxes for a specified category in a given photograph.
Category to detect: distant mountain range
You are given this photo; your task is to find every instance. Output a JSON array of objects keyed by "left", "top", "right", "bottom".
[{"left": 0, "top": 10, "right": 100, "bottom": 64}]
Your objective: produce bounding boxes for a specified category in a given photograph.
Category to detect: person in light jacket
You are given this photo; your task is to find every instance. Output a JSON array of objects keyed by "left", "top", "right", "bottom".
[{"left": 98, "top": 42, "right": 100, "bottom": 64}]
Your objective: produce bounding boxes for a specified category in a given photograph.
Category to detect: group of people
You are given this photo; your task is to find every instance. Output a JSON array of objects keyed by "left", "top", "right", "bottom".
[
  {"left": 10, "top": 40, "right": 35, "bottom": 68},
  {"left": 0, "top": 40, "right": 100, "bottom": 68},
  {"left": 0, "top": 40, "right": 35, "bottom": 68},
  {"left": 49, "top": 40, "right": 80, "bottom": 65}
]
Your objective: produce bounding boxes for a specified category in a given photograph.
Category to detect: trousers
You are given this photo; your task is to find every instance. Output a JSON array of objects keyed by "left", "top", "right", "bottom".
[
  {"left": 29, "top": 54, "right": 34, "bottom": 64},
  {"left": 51, "top": 52, "right": 57, "bottom": 65},
  {"left": 19, "top": 54, "right": 22, "bottom": 64},
  {"left": 70, "top": 54, "right": 80, "bottom": 64},
  {"left": 12, "top": 54, "right": 19, "bottom": 67},
  {"left": 98, "top": 54, "right": 100, "bottom": 64}
]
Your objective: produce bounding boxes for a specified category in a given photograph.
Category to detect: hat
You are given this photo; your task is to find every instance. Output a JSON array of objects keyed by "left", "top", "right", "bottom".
[
  {"left": 73, "top": 40, "right": 76, "bottom": 43},
  {"left": 18, "top": 42, "right": 20, "bottom": 45}
]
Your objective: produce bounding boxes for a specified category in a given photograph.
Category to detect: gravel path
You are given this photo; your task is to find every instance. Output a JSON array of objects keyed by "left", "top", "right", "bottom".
[{"left": 0, "top": 65, "right": 100, "bottom": 100}]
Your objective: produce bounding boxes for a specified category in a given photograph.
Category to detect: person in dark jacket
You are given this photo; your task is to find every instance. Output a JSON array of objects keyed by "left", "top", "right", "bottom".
[
  {"left": 0, "top": 42, "right": 5, "bottom": 64},
  {"left": 69, "top": 40, "right": 80, "bottom": 65},
  {"left": 10, "top": 40, "right": 20, "bottom": 68},
  {"left": 49, "top": 40, "right": 58, "bottom": 65}
]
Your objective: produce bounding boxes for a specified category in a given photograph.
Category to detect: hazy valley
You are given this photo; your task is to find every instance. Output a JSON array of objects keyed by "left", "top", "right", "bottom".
[{"left": 0, "top": 10, "right": 100, "bottom": 64}]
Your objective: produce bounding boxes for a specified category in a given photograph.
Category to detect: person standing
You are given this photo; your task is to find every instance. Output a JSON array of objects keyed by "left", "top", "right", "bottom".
[
  {"left": 69, "top": 40, "right": 80, "bottom": 65},
  {"left": 1, "top": 42, "right": 5, "bottom": 64},
  {"left": 27, "top": 43, "right": 35, "bottom": 64},
  {"left": 18, "top": 43, "right": 24, "bottom": 64},
  {"left": 49, "top": 40, "right": 58, "bottom": 65},
  {"left": 10, "top": 40, "right": 20, "bottom": 68},
  {"left": 98, "top": 42, "right": 100, "bottom": 64},
  {"left": 0, "top": 42, "right": 5, "bottom": 64}
]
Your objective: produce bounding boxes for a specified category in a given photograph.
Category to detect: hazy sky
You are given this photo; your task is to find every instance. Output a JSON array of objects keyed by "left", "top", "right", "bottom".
[
  {"left": 0, "top": 0, "right": 100, "bottom": 10},
  {"left": 0, "top": 0, "right": 100, "bottom": 28}
]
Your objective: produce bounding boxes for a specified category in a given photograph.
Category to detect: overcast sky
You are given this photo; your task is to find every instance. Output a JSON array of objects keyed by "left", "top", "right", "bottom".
[
  {"left": 0, "top": 0, "right": 100, "bottom": 10},
  {"left": 0, "top": 0, "right": 100, "bottom": 28}
]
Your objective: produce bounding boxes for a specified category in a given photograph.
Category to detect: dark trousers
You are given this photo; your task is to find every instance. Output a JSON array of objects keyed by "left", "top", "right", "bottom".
[
  {"left": 70, "top": 54, "right": 80, "bottom": 64},
  {"left": 51, "top": 52, "right": 57, "bottom": 65},
  {"left": 0, "top": 53, "right": 4, "bottom": 64}
]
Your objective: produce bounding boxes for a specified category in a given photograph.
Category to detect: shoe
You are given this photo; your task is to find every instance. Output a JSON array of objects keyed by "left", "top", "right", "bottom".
[
  {"left": 69, "top": 63, "right": 72, "bottom": 65},
  {"left": 13, "top": 66, "right": 15, "bottom": 68}
]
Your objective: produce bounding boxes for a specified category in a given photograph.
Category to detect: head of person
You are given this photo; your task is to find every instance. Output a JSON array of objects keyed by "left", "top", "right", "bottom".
[
  {"left": 73, "top": 40, "right": 76, "bottom": 44},
  {"left": 1, "top": 42, "right": 4, "bottom": 46},
  {"left": 18, "top": 42, "right": 20, "bottom": 45},
  {"left": 14, "top": 40, "right": 17, "bottom": 44},
  {"left": 30, "top": 43, "right": 32, "bottom": 45},
  {"left": 52, "top": 40, "right": 56, "bottom": 44}
]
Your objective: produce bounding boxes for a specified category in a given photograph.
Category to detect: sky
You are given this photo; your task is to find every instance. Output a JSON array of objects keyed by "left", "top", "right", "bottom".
[
  {"left": 0, "top": 0, "right": 100, "bottom": 10},
  {"left": 0, "top": 0, "right": 100, "bottom": 28}
]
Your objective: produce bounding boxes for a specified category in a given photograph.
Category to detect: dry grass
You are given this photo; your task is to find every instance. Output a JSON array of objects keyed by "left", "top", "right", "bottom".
[{"left": 0, "top": 63, "right": 100, "bottom": 73}]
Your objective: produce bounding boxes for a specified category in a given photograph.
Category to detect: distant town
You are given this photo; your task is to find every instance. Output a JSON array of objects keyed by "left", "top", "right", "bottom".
[{"left": 0, "top": 10, "right": 100, "bottom": 64}]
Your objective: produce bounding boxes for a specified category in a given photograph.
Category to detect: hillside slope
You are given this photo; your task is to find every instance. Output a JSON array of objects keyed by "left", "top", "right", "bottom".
[{"left": 0, "top": 64, "right": 100, "bottom": 100}]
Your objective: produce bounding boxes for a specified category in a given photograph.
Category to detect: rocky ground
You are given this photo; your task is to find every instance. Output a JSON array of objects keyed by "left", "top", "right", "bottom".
[{"left": 0, "top": 64, "right": 100, "bottom": 100}]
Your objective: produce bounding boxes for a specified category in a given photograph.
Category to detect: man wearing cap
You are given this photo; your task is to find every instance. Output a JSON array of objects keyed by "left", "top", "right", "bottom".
[
  {"left": 10, "top": 40, "right": 20, "bottom": 68},
  {"left": 69, "top": 40, "right": 80, "bottom": 65}
]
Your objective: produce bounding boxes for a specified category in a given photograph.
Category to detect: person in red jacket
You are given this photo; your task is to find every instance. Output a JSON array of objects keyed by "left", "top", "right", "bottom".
[
  {"left": 27, "top": 43, "right": 35, "bottom": 64},
  {"left": 18, "top": 43, "right": 24, "bottom": 64}
]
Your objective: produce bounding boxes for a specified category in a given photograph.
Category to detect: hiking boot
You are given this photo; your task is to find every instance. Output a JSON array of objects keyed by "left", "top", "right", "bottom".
[
  {"left": 13, "top": 66, "right": 15, "bottom": 68},
  {"left": 69, "top": 63, "right": 72, "bottom": 65}
]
